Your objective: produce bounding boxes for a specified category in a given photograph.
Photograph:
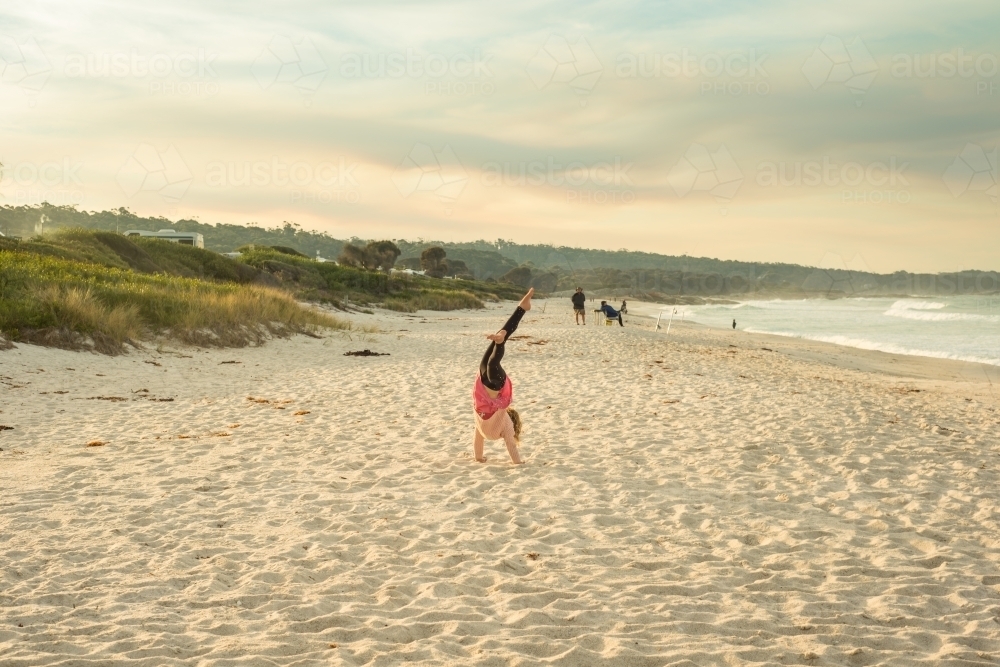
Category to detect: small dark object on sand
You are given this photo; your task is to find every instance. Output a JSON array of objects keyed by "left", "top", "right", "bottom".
[
  {"left": 344, "top": 349, "right": 389, "bottom": 357},
  {"left": 0, "top": 425, "right": 13, "bottom": 431}
]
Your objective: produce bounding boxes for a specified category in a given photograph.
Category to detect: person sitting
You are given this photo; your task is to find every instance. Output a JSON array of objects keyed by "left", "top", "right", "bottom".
[
  {"left": 619, "top": 299, "right": 628, "bottom": 315},
  {"left": 599, "top": 301, "right": 624, "bottom": 326}
]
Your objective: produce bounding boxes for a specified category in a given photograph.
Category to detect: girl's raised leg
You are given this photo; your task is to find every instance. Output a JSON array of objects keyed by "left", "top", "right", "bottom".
[{"left": 488, "top": 288, "right": 533, "bottom": 344}]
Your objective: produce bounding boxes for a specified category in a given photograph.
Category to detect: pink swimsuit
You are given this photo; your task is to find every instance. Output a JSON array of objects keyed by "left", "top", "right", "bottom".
[
  {"left": 472, "top": 376, "right": 519, "bottom": 460},
  {"left": 473, "top": 375, "right": 512, "bottom": 419}
]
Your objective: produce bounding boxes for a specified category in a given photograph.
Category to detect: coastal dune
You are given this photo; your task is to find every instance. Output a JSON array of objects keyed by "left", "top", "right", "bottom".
[{"left": 2, "top": 303, "right": 999, "bottom": 665}]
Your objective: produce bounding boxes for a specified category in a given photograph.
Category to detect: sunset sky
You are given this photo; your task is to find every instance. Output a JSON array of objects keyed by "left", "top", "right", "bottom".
[{"left": 1, "top": 0, "right": 997, "bottom": 272}]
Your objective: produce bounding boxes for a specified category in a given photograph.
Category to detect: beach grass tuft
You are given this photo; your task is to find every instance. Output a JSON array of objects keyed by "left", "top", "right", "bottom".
[{"left": 0, "top": 250, "right": 348, "bottom": 353}]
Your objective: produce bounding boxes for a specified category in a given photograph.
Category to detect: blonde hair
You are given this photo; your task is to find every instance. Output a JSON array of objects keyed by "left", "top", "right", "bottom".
[{"left": 506, "top": 407, "right": 522, "bottom": 441}]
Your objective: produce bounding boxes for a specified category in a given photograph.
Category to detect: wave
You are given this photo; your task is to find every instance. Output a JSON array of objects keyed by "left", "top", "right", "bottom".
[
  {"left": 743, "top": 328, "right": 1000, "bottom": 367},
  {"left": 891, "top": 300, "right": 946, "bottom": 310},
  {"left": 694, "top": 301, "right": 774, "bottom": 311},
  {"left": 884, "top": 299, "right": 999, "bottom": 322},
  {"left": 715, "top": 302, "right": 764, "bottom": 310}
]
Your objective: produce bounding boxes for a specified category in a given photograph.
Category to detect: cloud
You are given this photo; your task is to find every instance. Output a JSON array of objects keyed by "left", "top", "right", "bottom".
[{"left": 2, "top": 0, "right": 999, "bottom": 272}]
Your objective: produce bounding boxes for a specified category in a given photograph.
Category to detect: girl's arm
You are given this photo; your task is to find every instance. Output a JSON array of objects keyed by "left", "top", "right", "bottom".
[
  {"left": 473, "top": 427, "right": 486, "bottom": 462},
  {"left": 501, "top": 420, "right": 522, "bottom": 464}
]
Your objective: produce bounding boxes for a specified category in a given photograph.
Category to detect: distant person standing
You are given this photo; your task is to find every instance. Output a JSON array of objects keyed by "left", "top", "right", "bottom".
[
  {"left": 619, "top": 299, "right": 628, "bottom": 314},
  {"left": 732, "top": 319, "right": 737, "bottom": 330},
  {"left": 572, "top": 287, "right": 587, "bottom": 325}
]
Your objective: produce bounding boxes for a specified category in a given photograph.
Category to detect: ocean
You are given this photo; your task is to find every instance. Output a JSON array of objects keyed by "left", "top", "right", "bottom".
[{"left": 633, "top": 296, "right": 1000, "bottom": 367}]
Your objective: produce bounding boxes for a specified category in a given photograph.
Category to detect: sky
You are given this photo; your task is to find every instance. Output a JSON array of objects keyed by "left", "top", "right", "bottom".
[{"left": 0, "top": 0, "right": 998, "bottom": 273}]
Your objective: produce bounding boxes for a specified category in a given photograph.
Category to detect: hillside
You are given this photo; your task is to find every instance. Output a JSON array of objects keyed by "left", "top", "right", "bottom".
[
  {"left": 0, "top": 229, "right": 521, "bottom": 353},
  {"left": 2, "top": 204, "right": 997, "bottom": 299},
  {"left": 0, "top": 233, "right": 346, "bottom": 354}
]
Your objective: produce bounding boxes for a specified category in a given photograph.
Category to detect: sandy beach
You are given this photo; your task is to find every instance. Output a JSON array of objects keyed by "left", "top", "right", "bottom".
[{"left": 2, "top": 301, "right": 999, "bottom": 666}]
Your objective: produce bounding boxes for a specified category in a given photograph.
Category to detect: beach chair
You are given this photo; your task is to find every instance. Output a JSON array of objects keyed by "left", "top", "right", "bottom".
[{"left": 597, "top": 308, "right": 621, "bottom": 326}]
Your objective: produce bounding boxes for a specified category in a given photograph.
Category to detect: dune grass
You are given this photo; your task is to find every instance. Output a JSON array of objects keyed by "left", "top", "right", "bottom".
[{"left": 0, "top": 250, "right": 348, "bottom": 353}]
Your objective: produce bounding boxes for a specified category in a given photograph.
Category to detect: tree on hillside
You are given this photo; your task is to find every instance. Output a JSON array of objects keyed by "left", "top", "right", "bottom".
[
  {"left": 367, "top": 240, "right": 401, "bottom": 271},
  {"left": 444, "top": 258, "right": 472, "bottom": 279},
  {"left": 337, "top": 243, "right": 368, "bottom": 268},
  {"left": 421, "top": 246, "right": 447, "bottom": 278},
  {"left": 501, "top": 265, "right": 533, "bottom": 288},
  {"left": 337, "top": 240, "right": 402, "bottom": 271}
]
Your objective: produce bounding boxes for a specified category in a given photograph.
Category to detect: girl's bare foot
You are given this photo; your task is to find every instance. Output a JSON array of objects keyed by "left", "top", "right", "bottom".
[
  {"left": 476, "top": 456, "right": 487, "bottom": 463},
  {"left": 519, "top": 287, "right": 534, "bottom": 311},
  {"left": 486, "top": 289, "right": 533, "bottom": 343}
]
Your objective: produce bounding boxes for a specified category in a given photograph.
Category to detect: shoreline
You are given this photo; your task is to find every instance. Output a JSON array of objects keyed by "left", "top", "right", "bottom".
[
  {"left": 650, "top": 317, "right": 1000, "bottom": 387},
  {"left": 619, "top": 298, "right": 1000, "bottom": 382}
]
